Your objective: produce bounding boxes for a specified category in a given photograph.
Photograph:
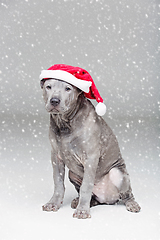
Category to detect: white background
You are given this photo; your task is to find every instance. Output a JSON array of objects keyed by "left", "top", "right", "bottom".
[{"left": 0, "top": 0, "right": 160, "bottom": 239}]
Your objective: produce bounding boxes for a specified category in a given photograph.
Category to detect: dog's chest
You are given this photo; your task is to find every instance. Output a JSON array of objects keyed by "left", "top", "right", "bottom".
[{"left": 59, "top": 134, "right": 85, "bottom": 169}]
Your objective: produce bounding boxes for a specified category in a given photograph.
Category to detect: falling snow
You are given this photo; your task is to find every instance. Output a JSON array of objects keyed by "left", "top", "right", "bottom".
[{"left": 0, "top": 0, "right": 160, "bottom": 239}]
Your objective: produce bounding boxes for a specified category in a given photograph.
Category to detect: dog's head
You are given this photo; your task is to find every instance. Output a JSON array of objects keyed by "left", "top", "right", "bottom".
[{"left": 40, "top": 79, "right": 82, "bottom": 114}]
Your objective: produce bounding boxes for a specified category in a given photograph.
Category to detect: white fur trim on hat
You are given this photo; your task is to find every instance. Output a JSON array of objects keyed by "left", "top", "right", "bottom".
[
  {"left": 95, "top": 102, "right": 106, "bottom": 116},
  {"left": 39, "top": 70, "right": 92, "bottom": 93}
]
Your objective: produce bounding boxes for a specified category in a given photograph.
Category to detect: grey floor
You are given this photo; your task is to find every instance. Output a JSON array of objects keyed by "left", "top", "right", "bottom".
[{"left": 0, "top": 113, "right": 160, "bottom": 240}]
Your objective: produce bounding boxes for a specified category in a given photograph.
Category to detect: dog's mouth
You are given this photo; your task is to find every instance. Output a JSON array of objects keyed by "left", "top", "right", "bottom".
[
  {"left": 46, "top": 105, "right": 60, "bottom": 114},
  {"left": 46, "top": 102, "right": 68, "bottom": 115},
  {"left": 48, "top": 108, "right": 59, "bottom": 114}
]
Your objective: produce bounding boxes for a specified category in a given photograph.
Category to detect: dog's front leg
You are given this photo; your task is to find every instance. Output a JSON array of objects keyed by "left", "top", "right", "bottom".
[
  {"left": 42, "top": 150, "right": 65, "bottom": 212},
  {"left": 73, "top": 156, "right": 98, "bottom": 219}
]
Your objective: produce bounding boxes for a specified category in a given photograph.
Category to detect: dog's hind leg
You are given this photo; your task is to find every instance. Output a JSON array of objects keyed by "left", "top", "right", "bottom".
[
  {"left": 69, "top": 170, "right": 100, "bottom": 209},
  {"left": 71, "top": 196, "right": 101, "bottom": 209},
  {"left": 110, "top": 167, "right": 141, "bottom": 213},
  {"left": 68, "top": 170, "right": 82, "bottom": 209},
  {"left": 68, "top": 170, "right": 82, "bottom": 193},
  {"left": 92, "top": 167, "right": 141, "bottom": 212}
]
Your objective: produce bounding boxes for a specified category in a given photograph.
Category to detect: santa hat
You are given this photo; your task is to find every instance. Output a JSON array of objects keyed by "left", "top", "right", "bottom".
[{"left": 39, "top": 64, "right": 106, "bottom": 116}]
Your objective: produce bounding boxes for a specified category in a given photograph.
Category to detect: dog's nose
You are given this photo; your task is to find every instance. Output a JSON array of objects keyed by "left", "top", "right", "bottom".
[{"left": 50, "top": 98, "right": 60, "bottom": 107}]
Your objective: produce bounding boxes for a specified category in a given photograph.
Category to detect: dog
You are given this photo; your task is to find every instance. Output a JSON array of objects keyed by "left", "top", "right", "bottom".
[{"left": 40, "top": 75, "right": 141, "bottom": 219}]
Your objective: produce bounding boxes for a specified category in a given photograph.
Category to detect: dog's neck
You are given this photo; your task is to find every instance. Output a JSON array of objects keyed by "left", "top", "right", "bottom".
[{"left": 50, "top": 94, "right": 85, "bottom": 134}]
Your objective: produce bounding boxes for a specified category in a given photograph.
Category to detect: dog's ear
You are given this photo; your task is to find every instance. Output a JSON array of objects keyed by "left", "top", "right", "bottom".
[
  {"left": 40, "top": 79, "right": 45, "bottom": 89},
  {"left": 77, "top": 88, "right": 83, "bottom": 95}
]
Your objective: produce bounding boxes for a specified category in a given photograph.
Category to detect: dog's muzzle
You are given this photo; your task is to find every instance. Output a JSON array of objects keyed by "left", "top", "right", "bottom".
[{"left": 50, "top": 97, "right": 60, "bottom": 107}]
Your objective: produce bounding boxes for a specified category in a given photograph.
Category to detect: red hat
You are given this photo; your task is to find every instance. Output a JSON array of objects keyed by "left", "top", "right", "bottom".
[{"left": 39, "top": 64, "right": 106, "bottom": 116}]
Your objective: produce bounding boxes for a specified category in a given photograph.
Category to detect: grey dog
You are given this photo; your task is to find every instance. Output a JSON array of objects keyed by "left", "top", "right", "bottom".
[{"left": 40, "top": 78, "right": 141, "bottom": 219}]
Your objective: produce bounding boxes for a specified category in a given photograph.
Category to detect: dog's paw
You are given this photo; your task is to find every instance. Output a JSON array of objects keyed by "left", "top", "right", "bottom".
[
  {"left": 125, "top": 200, "right": 141, "bottom": 213},
  {"left": 42, "top": 202, "right": 60, "bottom": 212},
  {"left": 73, "top": 209, "right": 91, "bottom": 219}
]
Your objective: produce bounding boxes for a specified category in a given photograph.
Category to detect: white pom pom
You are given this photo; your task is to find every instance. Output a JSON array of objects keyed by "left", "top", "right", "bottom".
[{"left": 95, "top": 102, "right": 106, "bottom": 116}]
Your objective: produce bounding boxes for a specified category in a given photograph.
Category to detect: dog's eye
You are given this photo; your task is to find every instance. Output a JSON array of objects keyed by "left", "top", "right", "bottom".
[
  {"left": 46, "top": 85, "right": 51, "bottom": 90},
  {"left": 65, "top": 87, "right": 71, "bottom": 92}
]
